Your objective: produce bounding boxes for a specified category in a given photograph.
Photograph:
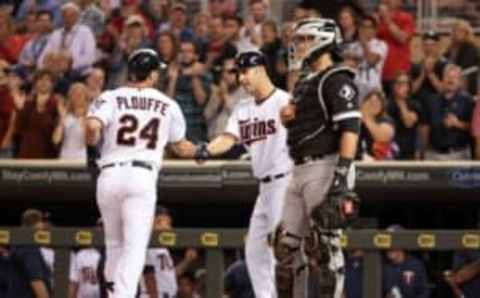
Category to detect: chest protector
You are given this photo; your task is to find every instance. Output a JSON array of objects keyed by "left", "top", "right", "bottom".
[{"left": 286, "top": 66, "right": 355, "bottom": 160}]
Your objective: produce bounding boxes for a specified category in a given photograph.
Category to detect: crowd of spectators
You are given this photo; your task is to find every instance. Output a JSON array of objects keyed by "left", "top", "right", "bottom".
[{"left": 0, "top": 0, "right": 479, "bottom": 163}]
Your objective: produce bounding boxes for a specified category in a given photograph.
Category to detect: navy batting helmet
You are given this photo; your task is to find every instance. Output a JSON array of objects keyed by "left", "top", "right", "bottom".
[
  {"left": 127, "top": 49, "right": 160, "bottom": 82},
  {"left": 234, "top": 51, "right": 267, "bottom": 70}
]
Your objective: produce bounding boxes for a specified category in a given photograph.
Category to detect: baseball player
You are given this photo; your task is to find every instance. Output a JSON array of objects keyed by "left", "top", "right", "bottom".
[
  {"left": 85, "top": 49, "right": 198, "bottom": 298},
  {"left": 69, "top": 248, "right": 102, "bottom": 298},
  {"left": 195, "top": 51, "right": 292, "bottom": 298},
  {"left": 273, "top": 18, "right": 361, "bottom": 298}
]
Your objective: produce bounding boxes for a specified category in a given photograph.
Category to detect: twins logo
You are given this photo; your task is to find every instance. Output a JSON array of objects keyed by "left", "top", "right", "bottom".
[{"left": 239, "top": 118, "right": 277, "bottom": 145}]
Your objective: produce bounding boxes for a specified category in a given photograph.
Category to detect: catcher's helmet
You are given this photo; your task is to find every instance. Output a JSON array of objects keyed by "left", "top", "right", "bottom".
[
  {"left": 290, "top": 18, "right": 343, "bottom": 70},
  {"left": 234, "top": 51, "right": 267, "bottom": 70},
  {"left": 127, "top": 48, "right": 160, "bottom": 82}
]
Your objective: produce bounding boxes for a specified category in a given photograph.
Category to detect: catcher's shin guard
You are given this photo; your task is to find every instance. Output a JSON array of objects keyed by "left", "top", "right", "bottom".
[
  {"left": 272, "top": 225, "right": 303, "bottom": 298},
  {"left": 304, "top": 226, "right": 345, "bottom": 298}
]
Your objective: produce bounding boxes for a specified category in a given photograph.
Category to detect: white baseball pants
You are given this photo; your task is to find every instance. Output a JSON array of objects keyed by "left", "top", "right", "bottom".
[
  {"left": 96, "top": 165, "right": 158, "bottom": 298},
  {"left": 245, "top": 174, "right": 290, "bottom": 298}
]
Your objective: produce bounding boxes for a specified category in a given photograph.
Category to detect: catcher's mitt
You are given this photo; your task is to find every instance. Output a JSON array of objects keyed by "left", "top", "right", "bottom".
[{"left": 311, "top": 191, "right": 361, "bottom": 230}]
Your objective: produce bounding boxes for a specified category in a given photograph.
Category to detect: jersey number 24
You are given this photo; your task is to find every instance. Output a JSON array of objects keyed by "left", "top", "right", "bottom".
[{"left": 116, "top": 114, "right": 160, "bottom": 150}]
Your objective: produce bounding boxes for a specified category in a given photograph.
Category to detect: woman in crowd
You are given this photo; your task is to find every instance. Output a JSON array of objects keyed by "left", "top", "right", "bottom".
[
  {"left": 156, "top": 30, "right": 179, "bottom": 91},
  {"left": 387, "top": 72, "right": 421, "bottom": 160},
  {"left": 14, "top": 70, "right": 59, "bottom": 158},
  {"left": 337, "top": 6, "right": 359, "bottom": 48},
  {"left": 52, "top": 82, "right": 89, "bottom": 160},
  {"left": 358, "top": 89, "right": 396, "bottom": 160},
  {"left": 0, "top": 11, "right": 28, "bottom": 64},
  {"left": 446, "top": 19, "right": 480, "bottom": 95}
]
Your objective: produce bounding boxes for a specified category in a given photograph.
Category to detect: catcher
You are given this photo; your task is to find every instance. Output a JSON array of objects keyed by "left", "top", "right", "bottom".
[{"left": 274, "top": 18, "right": 361, "bottom": 298}]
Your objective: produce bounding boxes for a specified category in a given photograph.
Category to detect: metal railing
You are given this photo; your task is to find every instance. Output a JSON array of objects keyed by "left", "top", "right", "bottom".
[{"left": 1, "top": 228, "right": 479, "bottom": 298}]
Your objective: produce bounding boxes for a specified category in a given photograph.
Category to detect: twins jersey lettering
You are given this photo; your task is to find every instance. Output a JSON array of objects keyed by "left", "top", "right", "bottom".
[
  {"left": 69, "top": 248, "right": 101, "bottom": 298},
  {"left": 225, "top": 89, "right": 292, "bottom": 178},
  {"left": 87, "top": 87, "right": 186, "bottom": 168},
  {"left": 140, "top": 248, "right": 177, "bottom": 297}
]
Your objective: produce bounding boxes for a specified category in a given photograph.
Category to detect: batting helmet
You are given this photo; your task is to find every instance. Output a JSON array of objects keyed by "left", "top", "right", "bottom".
[
  {"left": 234, "top": 51, "right": 267, "bottom": 70},
  {"left": 127, "top": 48, "right": 160, "bottom": 82}
]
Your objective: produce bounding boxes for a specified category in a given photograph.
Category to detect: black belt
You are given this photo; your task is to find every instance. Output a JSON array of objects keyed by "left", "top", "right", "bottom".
[
  {"left": 101, "top": 160, "right": 153, "bottom": 171},
  {"left": 259, "top": 172, "right": 288, "bottom": 184},
  {"left": 294, "top": 154, "right": 326, "bottom": 166}
]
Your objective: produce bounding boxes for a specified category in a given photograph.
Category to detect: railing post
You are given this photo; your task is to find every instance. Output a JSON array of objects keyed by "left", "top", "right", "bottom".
[
  {"left": 206, "top": 248, "right": 224, "bottom": 298},
  {"left": 53, "top": 248, "right": 70, "bottom": 298},
  {"left": 363, "top": 250, "right": 382, "bottom": 298}
]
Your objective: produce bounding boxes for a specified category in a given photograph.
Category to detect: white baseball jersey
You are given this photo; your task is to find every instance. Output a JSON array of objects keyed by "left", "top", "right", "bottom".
[
  {"left": 69, "top": 248, "right": 101, "bottom": 298},
  {"left": 140, "top": 248, "right": 177, "bottom": 297},
  {"left": 87, "top": 87, "right": 186, "bottom": 168},
  {"left": 40, "top": 247, "right": 54, "bottom": 273},
  {"left": 225, "top": 88, "right": 292, "bottom": 178}
]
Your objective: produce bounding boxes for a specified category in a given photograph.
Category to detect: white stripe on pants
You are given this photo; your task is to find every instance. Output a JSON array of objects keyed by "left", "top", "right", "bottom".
[
  {"left": 245, "top": 174, "right": 290, "bottom": 298},
  {"left": 97, "top": 166, "right": 158, "bottom": 298}
]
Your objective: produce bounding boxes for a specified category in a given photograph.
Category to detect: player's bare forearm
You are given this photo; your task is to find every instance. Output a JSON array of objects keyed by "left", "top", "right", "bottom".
[
  {"left": 31, "top": 280, "right": 50, "bottom": 298},
  {"left": 85, "top": 118, "right": 102, "bottom": 146},
  {"left": 453, "top": 260, "right": 480, "bottom": 285},
  {"left": 338, "top": 131, "right": 359, "bottom": 160},
  {"left": 175, "top": 259, "right": 191, "bottom": 277},
  {"left": 206, "top": 134, "right": 236, "bottom": 156},
  {"left": 68, "top": 282, "right": 78, "bottom": 298},
  {"left": 144, "top": 272, "right": 159, "bottom": 298},
  {"left": 170, "top": 140, "right": 197, "bottom": 158}
]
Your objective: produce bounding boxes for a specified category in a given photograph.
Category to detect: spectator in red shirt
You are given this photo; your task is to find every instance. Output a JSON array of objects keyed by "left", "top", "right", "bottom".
[
  {"left": 14, "top": 70, "right": 59, "bottom": 159},
  {"left": 0, "top": 11, "right": 29, "bottom": 64},
  {"left": 376, "top": 0, "right": 415, "bottom": 96},
  {"left": 0, "top": 62, "right": 15, "bottom": 158}
]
